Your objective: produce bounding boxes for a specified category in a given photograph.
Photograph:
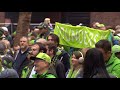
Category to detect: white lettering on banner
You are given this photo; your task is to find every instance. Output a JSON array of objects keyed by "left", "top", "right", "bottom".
[
  {"left": 100, "top": 34, "right": 108, "bottom": 40},
  {"left": 75, "top": 30, "right": 81, "bottom": 41},
  {"left": 57, "top": 25, "right": 109, "bottom": 47},
  {"left": 63, "top": 28, "right": 65, "bottom": 40},
  {"left": 103, "top": 34, "right": 108, "bottom": 39},
  {"left": 79, "top": 30, "right": 84, "bottom": 44},
  {"left": 66, "top": 28, "right": 70, "bottom": 42},
  {"left": 56, "top": 26, "right": 60, "bottom": 37},
  {"left": 72, "top": 30, "right": 75, "bottom": 42},
  {"left": 64, "top": 28, "right": 67, "bottom": 41},
  {"left": 60, "top": 28, "right": 81, "bottom": 42},
  {"left": 56, "top": 25, "right": 59, "bottom": 29},
  {"left": 94, "top": 34, "right": 99, "bottom": 43},
  {"left": 84, "top": 31, "right": 88, "bottom": 45},
  {"left": 100, "top": 32, "right": 105, "bottom": 39},
  {"left": 60, "top": 27, "right": 64, "bottom": 31},
  {"left": 67, "top": 29, "right": 71, "bottom": 41},
  {"left": 87, "top": 33, "right": 94, "bottom": 46},
  {"left": 54, "top": 23, "right": 111, "bottom": 48},
  {"left": 60, "top": 27, "right": 65, "bottom": 39}
]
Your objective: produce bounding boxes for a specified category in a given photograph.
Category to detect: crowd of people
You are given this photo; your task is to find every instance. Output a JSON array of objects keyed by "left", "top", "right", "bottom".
[{"left": 0, "top": 18, "right": 120, "bottom": 78}]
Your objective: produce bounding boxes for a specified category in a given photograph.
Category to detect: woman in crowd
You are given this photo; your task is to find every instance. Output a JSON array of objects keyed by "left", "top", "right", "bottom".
[
  {"left": 83, "top": 48, "right": 110, "bottom": 78},
  {"left": 66, "top": 51, "right": 84, "bottom": 78}
]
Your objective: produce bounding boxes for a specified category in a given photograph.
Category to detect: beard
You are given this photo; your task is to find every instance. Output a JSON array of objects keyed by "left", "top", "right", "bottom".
[{"left": 20, "top": 45, "right": 27, "bottom": 49}]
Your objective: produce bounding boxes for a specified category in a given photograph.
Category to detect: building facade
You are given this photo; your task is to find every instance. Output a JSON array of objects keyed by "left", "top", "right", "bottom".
[{"left": 0, "top": 12, "right": 120, "bottom": 28}]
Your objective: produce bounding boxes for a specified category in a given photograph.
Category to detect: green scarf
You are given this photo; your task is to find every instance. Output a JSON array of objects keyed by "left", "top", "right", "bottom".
[
  {"left": 67, "top": 68, "right": 80, "bottom": 78},
  {"left": 21, "top": 66, "right": 30, "bottom": 78}
]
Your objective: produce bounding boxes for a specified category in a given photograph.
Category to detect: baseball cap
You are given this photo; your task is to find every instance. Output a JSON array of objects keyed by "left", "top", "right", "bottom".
[
  {"left": 34, "top": 53, "right": 51, "bottom": 63},
  {"left": 29, "top": 40, "right": 35, "bottom": 45},
  {"left": 114, "top": 36, "right": 120, "bottom": 40},
  {"left": 115, "top": 25, "right": 120, "bottom": 29},
  {"left": 112, "top": 45, "right": 120, "bottom": 53},
  {"left": 96, "top": 24, "right": 105, "bottom": 28},
  {"left": 1, "top": 27, "right": 8, "bottom": 32},
  {"left": 117, "top": 33, "right": 120, "bottom": 37},
  {"left": 2, "top": 55, "right": 14, "bottom": 69}
]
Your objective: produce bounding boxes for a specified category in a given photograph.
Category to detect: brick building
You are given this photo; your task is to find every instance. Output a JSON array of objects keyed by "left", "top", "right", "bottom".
[{"left": 0, "top": 12, "right": 120, "bottom": 28}]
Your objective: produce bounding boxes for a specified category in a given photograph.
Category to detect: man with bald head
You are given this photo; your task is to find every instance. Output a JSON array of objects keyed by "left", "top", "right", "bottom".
[{"left": 36, "top": 38, "right": 47, "bottom": 45}]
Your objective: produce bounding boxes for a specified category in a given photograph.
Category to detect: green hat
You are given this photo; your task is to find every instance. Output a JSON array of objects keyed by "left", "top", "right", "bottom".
[
  {"left": 29, "top": 40, "right": 35, "bottom": 45},
  {"left": 112, "top": 45, "right": 120, "bottom": 53},
  {"left": 13, "top": 31, "right": 16, "bottom": 35},
  {"left": 35, "top": 53, "right": 51, "bottom": 63},
  {"left": 114, "top": 36, "right": 120, "bottom": 40},
  {"left": 96, "top": 24, "right": 105, "bottom": 27}
]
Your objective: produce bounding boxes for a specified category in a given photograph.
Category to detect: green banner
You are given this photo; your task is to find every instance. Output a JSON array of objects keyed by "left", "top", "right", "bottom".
[{"left": 54, "top": 22, "right": 111, "bottom": 48}]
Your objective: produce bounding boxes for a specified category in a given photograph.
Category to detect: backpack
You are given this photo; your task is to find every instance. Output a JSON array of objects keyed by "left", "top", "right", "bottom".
[
  {"left": 57, "top": 48, "right": 70, "bottom": 72},
  {"left": 47, "top": 48, "right": 63, "bottom": 78},
  {"left": 1, "top": 54, "right": 14, "bottom": 69},
  {"left": 48, "top": 48, "right": 68, "bottom": 78},
  {"left": 48, "top": 55, "right": 58, "bottom": 78}
]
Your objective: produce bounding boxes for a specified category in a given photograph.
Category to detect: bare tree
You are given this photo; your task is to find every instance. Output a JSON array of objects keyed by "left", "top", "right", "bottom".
[
  {"left": 14, "top": 12, "right": 32, "bottom": 46},
  {"left": 0, "top": 12, "right": 5, "bottom": 27}
]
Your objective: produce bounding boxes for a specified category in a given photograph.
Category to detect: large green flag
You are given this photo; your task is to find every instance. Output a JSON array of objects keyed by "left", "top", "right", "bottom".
[{"left": 54, "top": 22, "right": 111, "bottom": 48}]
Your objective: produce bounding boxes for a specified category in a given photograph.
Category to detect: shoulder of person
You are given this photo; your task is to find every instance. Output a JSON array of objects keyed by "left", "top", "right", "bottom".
[
  {"left": 110, "top": 57, "right": 120, "bottom": 70},
  {"left": 55, "top": 60, "right": 64, "bottom": 67},
  {"left": 58, "top": 49, "right": 69, "bottom": 57},
  {"left": 92, "top": 74, "right": 104, "bottom": 78},
  {"left": 114, "top": 57, "right": 120, "bottom": 64},
  {"left": 46, "top": 73, "right": 56, "bottom": 78}
]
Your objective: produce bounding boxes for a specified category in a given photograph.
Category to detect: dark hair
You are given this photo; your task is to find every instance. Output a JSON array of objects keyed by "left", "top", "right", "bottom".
[
  {"left": 83, "top": 48, "right": 110, "bottom": 78},
  {"left": 20, "top": 36, "right": 29, "bottom": 43},
  {"left": 95, "top": 39, "right": 111, "bottom": 53},
  {"left": 31, "top": 32, "right": 37, "bottom": 38},
  {"left": 47, "top": 33, "right": 59, "bottom": 46},
  {"left": 45, "top": 41, "right": 57, "bottom": 55},
  {"left": 0, "top": 41, "right": 6, "bottom": 54},
  {"left": 72, "top": 51, "right": 82, "bottom": 59},
  {"left": 39, "top": 43, "right": 47, "bottom": 53},
  {"left": 32, "top": 43, "right": 47, "bottom": 53}
]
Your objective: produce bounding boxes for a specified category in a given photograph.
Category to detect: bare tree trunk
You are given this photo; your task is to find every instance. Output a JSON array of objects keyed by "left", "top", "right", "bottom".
[
  {"left": 14, "top": 12, "right": 32, "bottom": 46},
  {"left": 0, "top": 12, "right": 5, "bottom": 27}
]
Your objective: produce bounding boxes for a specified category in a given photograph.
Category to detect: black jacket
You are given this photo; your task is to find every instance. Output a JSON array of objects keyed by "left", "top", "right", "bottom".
[
  {"left": 57, "top": 50, "right": 70, "bottom": 73},
  {"left": 55, "top": 60, "right": 66, "bottom": 78},
  {"left": 48, "top": 56, "right": 66, "bottom": 78},
  {"left": 12, "top": 48, "right": 30, "bottom": 76}
]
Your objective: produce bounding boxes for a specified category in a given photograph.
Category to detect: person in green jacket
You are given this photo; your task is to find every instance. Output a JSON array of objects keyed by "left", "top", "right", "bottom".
[
  {"left": 32, "top": 53, "right": 56, "bottom": 78},
  {"left": 95, "top": 39, "right": 120, "bottom": 78},
  {"left": 21, "top": 43, "right": 48, "bottom": 78},
  {"left": 112, "top": 45, "right": 120, "bottom": 59}
]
